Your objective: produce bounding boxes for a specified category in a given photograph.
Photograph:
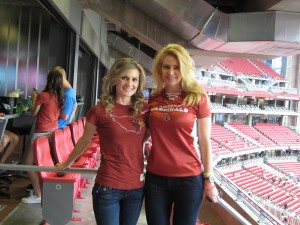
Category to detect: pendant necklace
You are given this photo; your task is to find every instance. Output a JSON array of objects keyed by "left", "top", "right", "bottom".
[{"left": 165, "top": 92, "right": 181, "bottom": 101}]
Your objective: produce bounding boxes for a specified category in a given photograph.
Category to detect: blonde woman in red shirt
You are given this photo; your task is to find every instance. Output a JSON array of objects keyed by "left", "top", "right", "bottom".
[{"left": 145, "top": 44, "right": 219, "bottom": 225}]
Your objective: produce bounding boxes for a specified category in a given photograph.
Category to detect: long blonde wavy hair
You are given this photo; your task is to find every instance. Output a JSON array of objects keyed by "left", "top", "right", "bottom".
[
  {"left": 100, "top": 58, "right": 146, "bottom": 115},
  {"left": 152, "top": 44, "right": 206, "bottom": 106}
]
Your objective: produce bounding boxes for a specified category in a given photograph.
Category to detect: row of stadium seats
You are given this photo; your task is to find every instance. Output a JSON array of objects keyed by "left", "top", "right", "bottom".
[
  {"left": 249, "top": 59, "right": 283, "bottom": 80},
  {"left": 210, "top": 102, "right": 293, "bottom": 112},
  {"left": 33, "top": 117, "right": 101, "bottom": 224},
  {"left": 228, "top": 122, "right": 276, "bottom": 147},
  {"left": 263, "top": 106, "right": 292, "bottom": 112},
  {"left": 211, "top": 123, "right": 257, "bottom": 154},
  {"left": 211, "top": 123, "right": 300, "bottom": 156},
  {"left": 269, "top": 161, "right": 300, "bottom": 177},
  {"left": 254, "top": 123, "right": 300, "bottom": 146},
  {"left": 225, "top": 104, "right": 261, "bottom": 110},
  {"left": 222, "top": 162, "right": 300, "bottom": 222},
  {"left": 218, "top": 58, "right": 283, "bottom": 80},
  {"left": 221, "top": 58, "right": 264, "bottom": 77}
]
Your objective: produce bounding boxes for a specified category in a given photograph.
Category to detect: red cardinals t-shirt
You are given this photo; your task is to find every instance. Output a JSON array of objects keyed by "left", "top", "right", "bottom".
[
  {"left": 147, "top": 91, "right": 211, "bottom": 177},
  {"left": 87, "top": 102, "right": 146, "bottom": 190}
]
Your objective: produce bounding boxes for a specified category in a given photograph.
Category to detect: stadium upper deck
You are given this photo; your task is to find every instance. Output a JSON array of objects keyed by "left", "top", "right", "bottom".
[
  {"left": 195, "top": 58, "right": 300, "bottom": 118},
  {"left": 1, "top": 1, "right": 300, "bottom": 225}
]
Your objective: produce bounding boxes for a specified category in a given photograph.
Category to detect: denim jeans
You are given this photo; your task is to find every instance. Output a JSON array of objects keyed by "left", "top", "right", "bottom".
[
  {"left": 145, "top": 172, "right": 203, "bottom": 225},
  {"left": 92, "top": 183, "right": 144, "bottom": 225}
]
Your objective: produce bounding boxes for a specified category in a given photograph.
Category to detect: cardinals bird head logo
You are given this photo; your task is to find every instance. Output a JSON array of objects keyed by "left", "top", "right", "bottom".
[{"left": 162, "top": 113, "right": 170, "bottom": 121}]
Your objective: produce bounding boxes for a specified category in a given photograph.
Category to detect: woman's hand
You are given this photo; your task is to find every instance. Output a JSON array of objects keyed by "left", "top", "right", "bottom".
[
  {"left": 54, "top": 162, "right": 68, "bottom": 170},
  {"left": 203, "top": 182, "right": 220, "bottom": 204}
]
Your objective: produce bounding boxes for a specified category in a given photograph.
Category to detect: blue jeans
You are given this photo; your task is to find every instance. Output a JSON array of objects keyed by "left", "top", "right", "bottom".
[
  {"left": 92, "top": 183, "right": 144, "bottom": 225},
  {"left": 145, "top": 172, "right": 203, "bottom": 225}
]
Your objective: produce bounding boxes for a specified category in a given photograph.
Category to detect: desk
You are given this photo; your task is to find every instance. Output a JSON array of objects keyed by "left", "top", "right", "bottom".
[{"left": 0, "top": 112, "right": 33, "bottom": 143}]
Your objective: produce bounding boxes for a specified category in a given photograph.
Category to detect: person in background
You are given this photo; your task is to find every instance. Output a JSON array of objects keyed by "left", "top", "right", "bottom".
[
  {"left": 21, "top": 70, "right": 65, "bottom": 204},
  {"left": 23, "top": 66, "right": 76, "bottom": 193},
  {"left": 0, "top": 130, "right": 19, "bottom": 164},
  {"left": 145, "top": 44, "right": 219, "bottom": 225},
  {"left": 55, "top": 58, "right": 147, "bottom": 225},
  {"left": 53, "top": 66, "right": 77, "bottom": 128}
]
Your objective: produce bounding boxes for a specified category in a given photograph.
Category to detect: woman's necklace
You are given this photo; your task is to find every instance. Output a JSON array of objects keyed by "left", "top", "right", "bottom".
[{"left": 165, "top": 92, "right": 181, "bottom": 101}]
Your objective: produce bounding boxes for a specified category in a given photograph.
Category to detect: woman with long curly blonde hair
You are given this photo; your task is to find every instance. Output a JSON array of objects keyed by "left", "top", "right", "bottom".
[
  {"left": 145, "top": 44, "right": 219, "bottom": 225},
  {"left": 100, "top": 58, "right": 145, "bottom": 115},
  {"left": 56, "top": 57, "right": 147, "bottom": 225}
]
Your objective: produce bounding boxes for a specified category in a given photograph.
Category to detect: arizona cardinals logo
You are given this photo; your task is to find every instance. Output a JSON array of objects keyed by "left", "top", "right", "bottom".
[
  {"left": 110, "top": 114, "right": 145, "bottom": 133},
  {"left": 162, "top": 113, "right": 170, "bottom": 121}
]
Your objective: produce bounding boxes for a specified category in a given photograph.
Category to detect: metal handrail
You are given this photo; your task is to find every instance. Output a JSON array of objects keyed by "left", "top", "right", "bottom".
[
  {"left": 0, "top": 164, "right": 97, "bottom": 174},
  {"left": 218, "top": 198, "right": 252, "bottom": 225}
]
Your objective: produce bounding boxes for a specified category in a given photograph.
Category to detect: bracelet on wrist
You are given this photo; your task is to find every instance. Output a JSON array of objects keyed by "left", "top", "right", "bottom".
[{"left": 203, "top": 172, "right": 211, "bottom": 177}]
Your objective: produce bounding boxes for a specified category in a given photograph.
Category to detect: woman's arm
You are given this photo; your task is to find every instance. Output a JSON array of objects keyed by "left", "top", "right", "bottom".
[
  {"left": 198, "top": 117, "right": 219, "bottom": 203},
  {"left": 59, "top": 113, "right": 68, "bottom": 120},
  {"left": 55, "top": 121, "right": 97, "bottom": 169},
  {"left": 198, "top": 117, "right": 213, "bottom": 177},
  {"left": 31, "top": 104, "right": 41, "bottom": 117}
]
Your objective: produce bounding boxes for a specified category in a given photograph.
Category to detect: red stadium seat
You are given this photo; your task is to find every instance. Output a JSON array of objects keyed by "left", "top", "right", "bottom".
[
  {"left": 52, "top": 129, "right": 91, "bottom": 168},
  {"left": 64, "top": 125, "right": 97, "bottom": 167},
  {"left": 33, "top": 136, "right": 82, "bottom": 224}
]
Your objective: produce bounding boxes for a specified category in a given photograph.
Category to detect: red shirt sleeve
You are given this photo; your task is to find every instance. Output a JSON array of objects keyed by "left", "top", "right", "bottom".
[{"left": 197, "top": 94, "right": 211, "bottom": 119}]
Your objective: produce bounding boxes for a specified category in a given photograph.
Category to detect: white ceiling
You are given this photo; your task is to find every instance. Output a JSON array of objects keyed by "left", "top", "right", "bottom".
[{"left": 80, "top": 0, "right": 300, "bottom": 66}]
